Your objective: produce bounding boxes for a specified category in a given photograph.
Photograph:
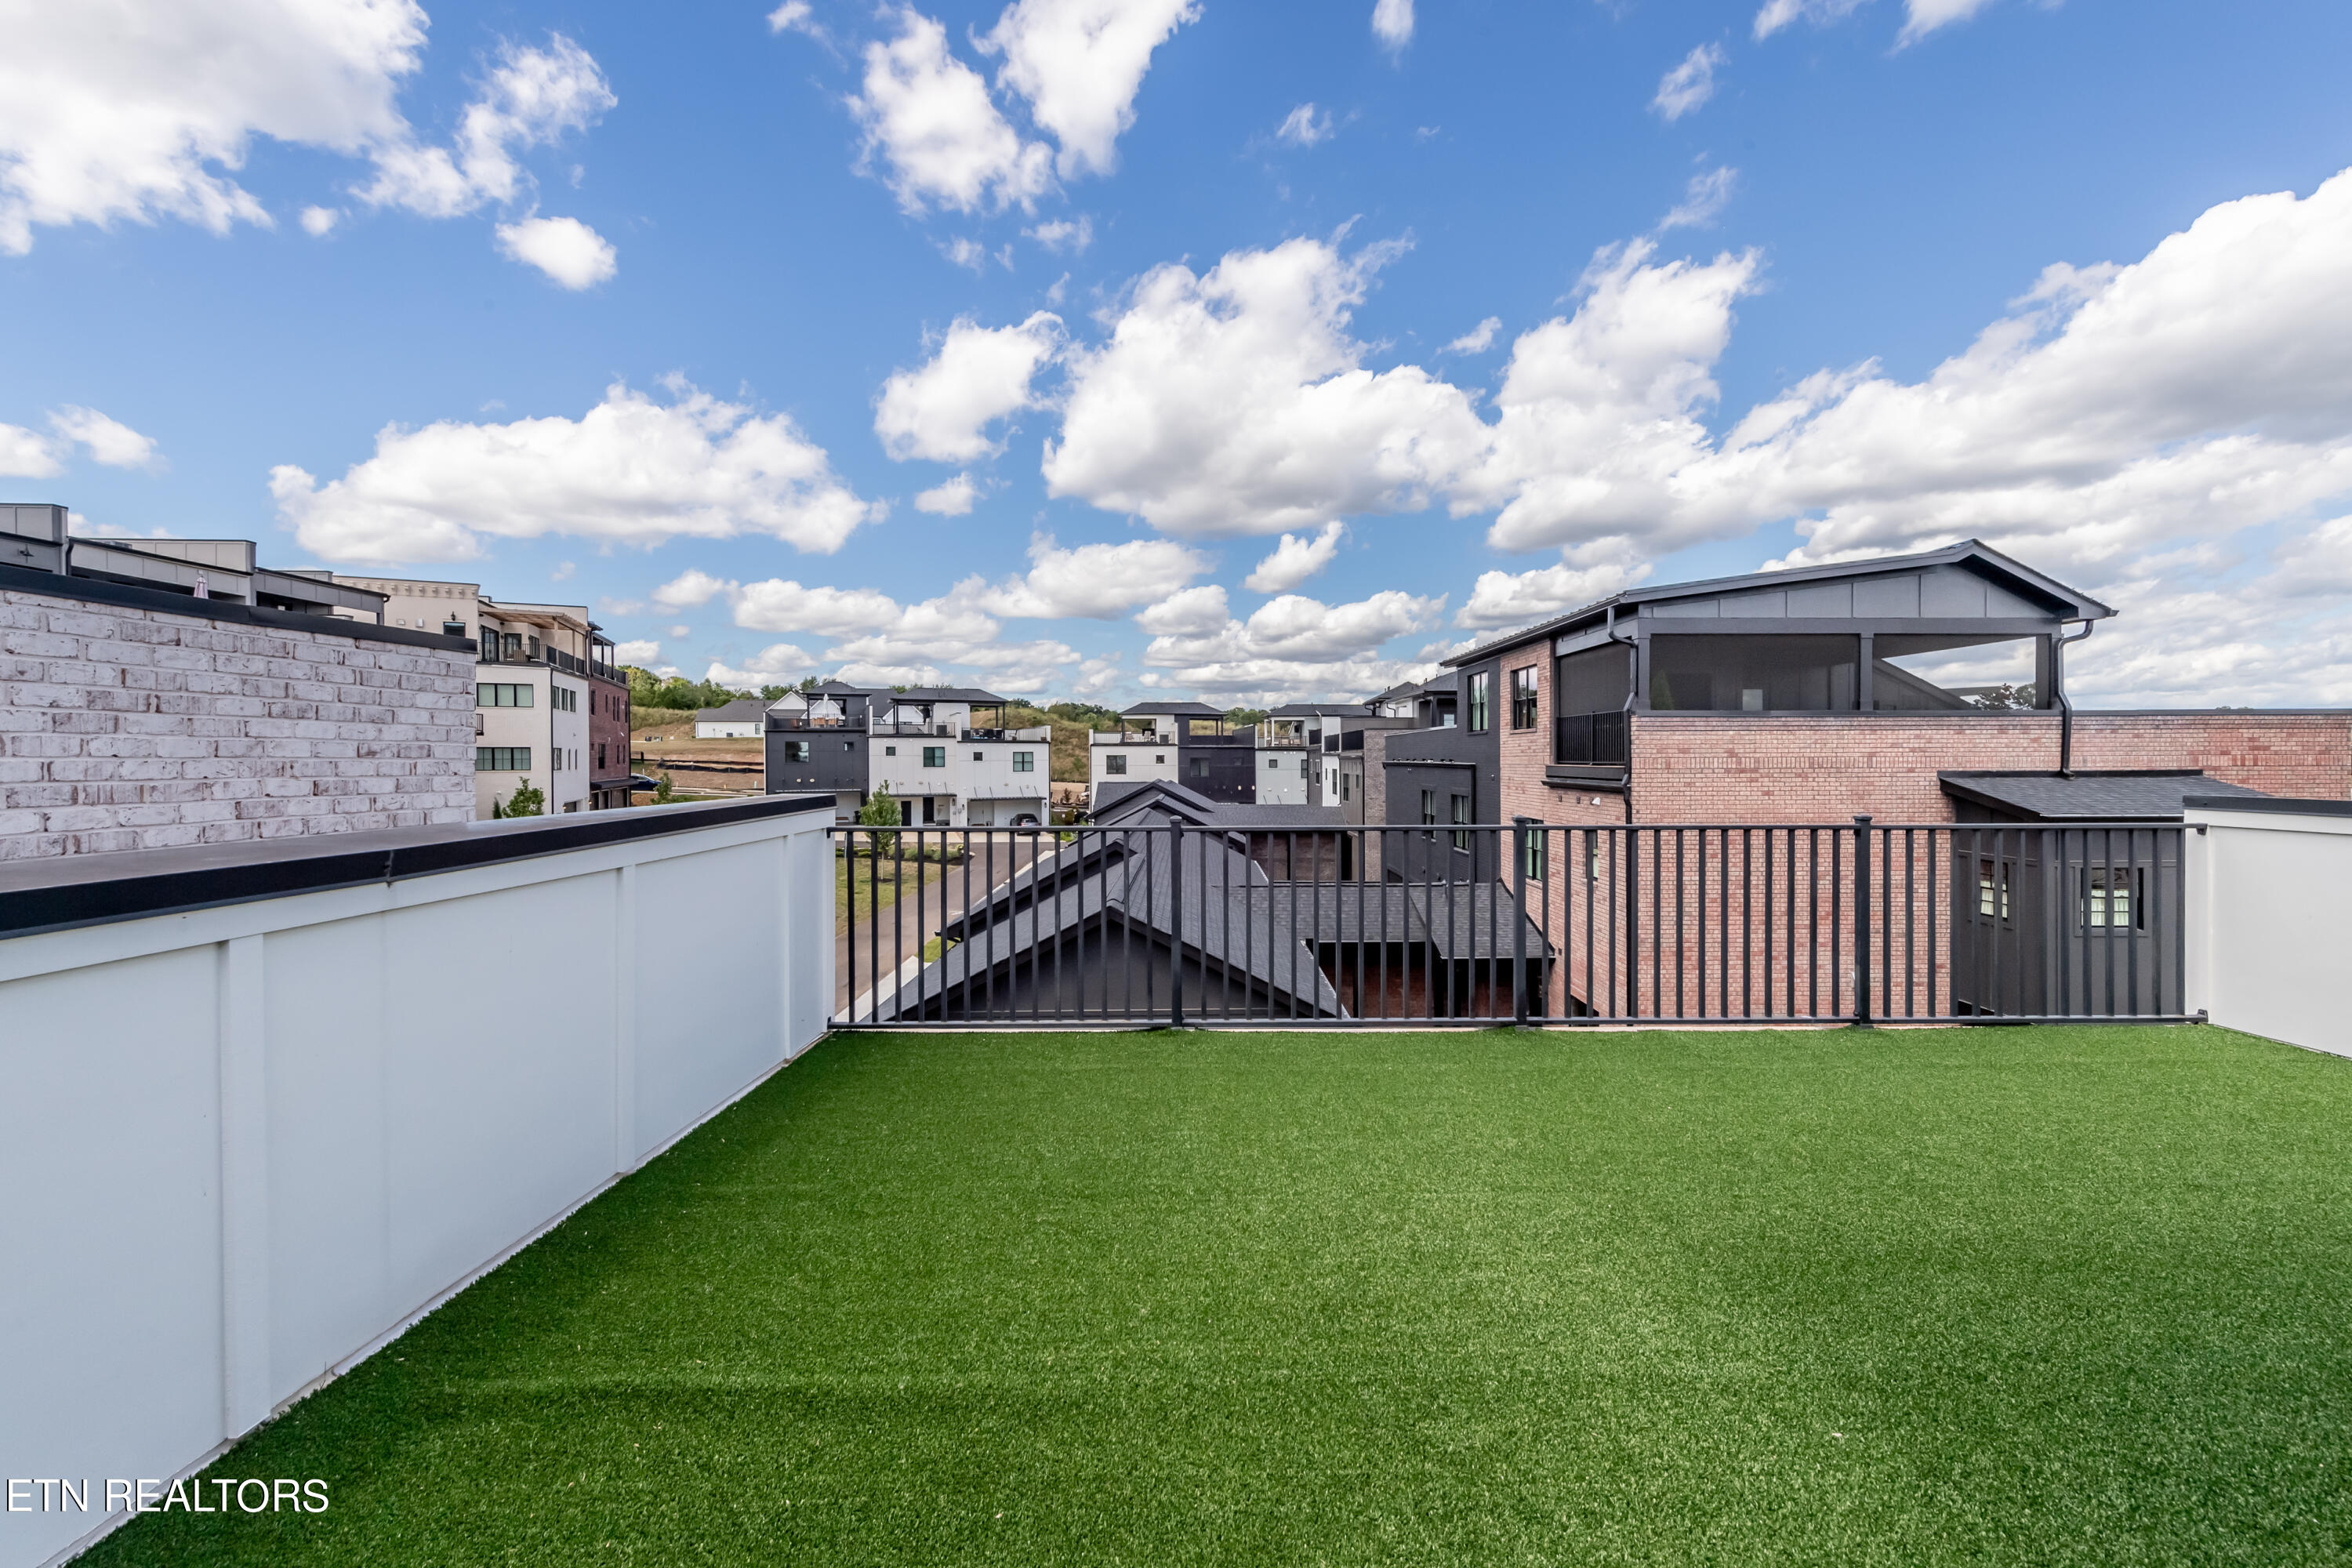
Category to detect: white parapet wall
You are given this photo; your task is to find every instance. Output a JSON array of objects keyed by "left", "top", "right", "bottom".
[
  {"left": 2184, "top": 797, "right": 2352, "bottom": 1058},
  {"left": 0, "top": 797, "right": 834, "bottom": 1568}
]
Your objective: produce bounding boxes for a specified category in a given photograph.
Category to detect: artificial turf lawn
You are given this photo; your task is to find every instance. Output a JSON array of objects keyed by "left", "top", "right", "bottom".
[{"left": 87, "top": 1026, "right": 2352, "bottom": 1566}]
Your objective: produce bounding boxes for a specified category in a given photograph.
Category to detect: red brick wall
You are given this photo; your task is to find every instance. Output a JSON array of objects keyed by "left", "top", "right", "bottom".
[
  {"left": 2070, "top": 713, "right": 2351, "bottom": 798},
  {"left": 1629, "top": 715, "right": 2060, "bottom": 822},
  {"left": 1621, "top": 712, "right": 2351, "bottom": 823}
]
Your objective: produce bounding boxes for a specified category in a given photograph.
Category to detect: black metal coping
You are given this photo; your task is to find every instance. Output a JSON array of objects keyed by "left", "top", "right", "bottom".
[
  {"left": 0, "top": 795, "right": 832, "bottom": 941},
  {"left": 0, "top": 561, "right": 476, "bottom": 654},
  {"left": 2182, "top": 795, "right": 2352, "bottom": 818}
]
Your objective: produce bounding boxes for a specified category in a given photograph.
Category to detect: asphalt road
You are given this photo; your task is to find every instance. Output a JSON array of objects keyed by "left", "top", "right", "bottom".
[{"left": 833, "top": 833, "right": 1045, "bottom": 1013}]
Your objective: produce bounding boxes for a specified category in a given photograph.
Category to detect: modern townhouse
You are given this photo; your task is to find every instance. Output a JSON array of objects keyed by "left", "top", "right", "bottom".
[
  {"left": 764, "top": 681, "right": 1050, "bottom": 827},
  {"left": 328, "top": 575, "right": 630, "bottom": 815},
  {"left": 1378, "top": 539, "right": 2351, "bottom": 1015},
  {"left": 1090, "top": 701, "right": 1254, "bottom": 806}
]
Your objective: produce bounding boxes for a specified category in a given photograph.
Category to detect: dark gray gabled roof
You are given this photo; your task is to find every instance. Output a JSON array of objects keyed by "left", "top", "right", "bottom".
[
  {"left": 1265, "top": 701, "right": 1367, "bottom": 718},
  {"left": 1122, "top": 699, "right": 1225, "bottom": 717},
  {"left": 890, "top": 685, "right": 1006, "bottom": 703},
  {"left": 1939, "top": 771, "right": 2270, "bottom": 822},
  {"left": 1443, "top": 539, "right": 2118, "bottom": 669},
  {"left": 697, "top": 696, "right": 773, "bottom": 722}
]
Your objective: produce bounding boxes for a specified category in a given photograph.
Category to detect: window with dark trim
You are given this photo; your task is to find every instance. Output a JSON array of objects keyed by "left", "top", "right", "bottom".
[
  {"left": 1421, "top": 789, "right": 1437, "bottom": 840},
  {"left": 1105, "top": 753, "right": 1128, "bottom": 775},
  {"left": 1467, "top": 670, "right": 1491, "bottom": 732},
  {"left": 475, "top": 746, "right": 530, "bottom": 771},
  {"left": 477, "top": 683, "right": 532, "bottom": 707},
  {"left": 1509, "top": 666, "right": 1538, "bottom": 729},
  {"left": 1012, "top": 751, "right": 1035, "bottom": 771},
  {"left": 782, "top": 740, "right": 810, "bottom": 762},
  {"left": 2084, "top": 866, "right": 2144, "bottom": 930},
  {"left": 922, "top": 746, "right": 946, "bottom": 767},
  {"left": 1450, "top": 793, "right": 1471, "bottom": 851},
  {"left": 1523, "top": 827, "right": 1546, "bottom": 880}
]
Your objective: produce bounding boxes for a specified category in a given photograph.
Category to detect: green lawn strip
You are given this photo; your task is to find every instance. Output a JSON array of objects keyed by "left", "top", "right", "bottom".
[
  {"left": 834, "top": 848, "right": 960, "bottom": 931},
  {"left": 87, "top": 1026, "right": 2352, "bottom": 1566}
]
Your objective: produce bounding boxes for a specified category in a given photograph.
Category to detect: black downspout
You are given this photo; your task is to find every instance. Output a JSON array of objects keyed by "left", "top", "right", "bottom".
[{"left": 2054, "top": 620, "right": 2095, "bottom": 777}]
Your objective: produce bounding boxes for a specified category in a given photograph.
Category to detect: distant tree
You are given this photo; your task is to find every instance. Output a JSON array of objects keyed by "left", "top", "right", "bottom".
[
  {"left": 1046, "top": 701, "right": 1123, "bottom": 729},
  {"left": 1225, "top": 706, "right": 1270, "bottom": 728},
  {"left": 858, "top": 785, "right": 901, "bottom": 855},
  {"left": 758, "top": 684, "right": 790, "bottom": 701},
  {"left": 1970, "top": 683, "right": 2038, "bottom": 711},
  {"left": 495, "top": 782, "right": 546, "bottom": 817}
]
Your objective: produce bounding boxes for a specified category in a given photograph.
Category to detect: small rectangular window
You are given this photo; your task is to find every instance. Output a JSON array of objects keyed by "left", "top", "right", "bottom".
[
  {"left": 1421, "top": 788, "right": 1436, "bottom": 840},
  {"left": 1978, "top": 859, "right": 2011, "bottom": 921},
  {"left": 474, "top": 746, "right": 531, "bottom": 771},
  {"left": 1523, "top": 828, "right": 1546, "bottom": 880},
  {"left": 782, "top": 740, "right": 810, "bottom": 762},
  {"left": 1509, "top": 666, "right": 1538, "bottom": 730},
  {"left": 1468, "top": 670, "right": 1491, "bottom": 733},
  {"left": 475, "top": 683, "right": 532, "bottom": 708},
  {"left": 2084, "top": 866, "right": 2143, "bottom": 930},
  {"left": 923, "top": 746, "right": 946, "bottom": 767},
  {"left": 1105, "top": 753, "right": 1128, "bottom": 775},
  {"left": 1450, "top": 793, "right": 1471, "bottom": 851},
  {"left": 1189, "top": 757, "right": 1208, "bottom": 779},
  {"left": 884, "top": 745, "right": 897, "bottom": 757},
  {"left": 1012, "top": 751, "right": 1034, "bottom": 771}
]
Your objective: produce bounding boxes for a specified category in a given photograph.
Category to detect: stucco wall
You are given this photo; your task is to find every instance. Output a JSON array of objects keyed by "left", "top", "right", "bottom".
[
  {"left": 2, "top": 586, "right": 474, "bottom": 860},
  {"left": 0, "top": 802, "right": 834, "bottom": 1568}
]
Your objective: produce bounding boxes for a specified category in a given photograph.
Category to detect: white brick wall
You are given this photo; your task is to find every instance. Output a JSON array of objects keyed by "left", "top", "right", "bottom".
[{"left": 1, "top": 586, "right": 476, "bottom": 860}]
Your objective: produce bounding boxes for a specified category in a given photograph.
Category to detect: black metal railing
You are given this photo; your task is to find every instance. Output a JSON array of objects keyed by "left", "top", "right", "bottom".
[
  {"left": 828, "top": 818, "right": 2192, "bottom": 1028},
  {"left": 1554, "top": 710, "right": 1629, "bottom": 766}
]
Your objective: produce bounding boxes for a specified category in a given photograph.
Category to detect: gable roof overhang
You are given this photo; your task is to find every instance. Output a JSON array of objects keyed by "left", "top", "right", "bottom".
[{"left": 1443, "top": 539, "right": 2118, "bottom": 670}]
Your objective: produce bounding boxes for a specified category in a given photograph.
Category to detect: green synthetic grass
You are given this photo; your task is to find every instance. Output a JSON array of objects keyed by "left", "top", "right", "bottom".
[{"left": 86, "top": 1027, "right": 2352, "bottom": 1566}]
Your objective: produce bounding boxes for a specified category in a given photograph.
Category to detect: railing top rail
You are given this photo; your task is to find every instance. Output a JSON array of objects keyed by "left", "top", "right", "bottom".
[{"left": 826, "top": 820, "right": 2184, "bottom": 834}]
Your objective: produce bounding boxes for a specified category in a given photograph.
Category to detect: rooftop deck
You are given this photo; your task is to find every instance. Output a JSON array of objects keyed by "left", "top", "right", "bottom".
[{"left": 78, "top": 1025, "right": 2352, "bottom": 1566}]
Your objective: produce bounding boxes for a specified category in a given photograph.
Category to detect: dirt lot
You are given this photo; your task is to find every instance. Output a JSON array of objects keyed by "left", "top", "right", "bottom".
[{"left": 630, "top": 733, "right": 766, "bottom": 797}]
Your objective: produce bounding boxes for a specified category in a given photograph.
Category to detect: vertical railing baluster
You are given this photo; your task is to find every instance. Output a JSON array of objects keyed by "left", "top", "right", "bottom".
[{"left": 1853, "top": 815, "right": 1871, "bottom": 1028}]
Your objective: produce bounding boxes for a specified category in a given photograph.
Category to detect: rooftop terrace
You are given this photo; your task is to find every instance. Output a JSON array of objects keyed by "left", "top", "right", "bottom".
[{"left": 74, "top": 1024, "right": 2352, "bottom": 1566}]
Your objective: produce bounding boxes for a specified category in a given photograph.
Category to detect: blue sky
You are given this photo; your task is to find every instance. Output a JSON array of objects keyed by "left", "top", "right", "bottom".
[{"left": 6, "top": 0, "right": 2352, "bottom": 705}]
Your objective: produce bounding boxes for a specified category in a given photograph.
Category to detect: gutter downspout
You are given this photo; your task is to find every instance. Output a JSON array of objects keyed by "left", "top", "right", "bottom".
[
  {"left": 1604, "top": 606, "right": 1637, "bottom": 826},
  {"left": 2054, "top": 619, "right": 2095, "bottom": 777}
]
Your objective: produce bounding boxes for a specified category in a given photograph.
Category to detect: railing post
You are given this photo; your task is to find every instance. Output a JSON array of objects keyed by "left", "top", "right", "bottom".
[
  {"left": 1853, "top": 814, "right": 1874, "bottom": 1028},
  {"left": 1512, "top": 816, "right": 1535, "bottom": 1026},
  {"left": 1168, "top": 821, "right": 1185, "bottom": 1029}
]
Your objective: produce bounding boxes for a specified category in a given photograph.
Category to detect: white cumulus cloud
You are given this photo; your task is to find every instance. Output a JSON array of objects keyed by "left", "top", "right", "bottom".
[
  {"left": 1652, "top": 43, "right": 1726, "bottom": 122},
  {"left": 494, "top": 213, "right": 615, "bottom": 288},
  {"left": 1371, "top": 0, "right": 1414, "bottom": 53},
  {"left": 1443, "top": 317, "right": 1501, "bottom": 354},
  {"left": 850, "top": 7, "right": 1051, "bottom": 215},
  {"left": 272, "top": 378, "right": 879, "bottom": 563},
  {"left": 359, "top": 34, "right": 615, "bottom": 220},
  {"left": 979, "top": 0, "right": 1200, "bottom": 179},
  {"left": 875, "top": 310, "right": 1064, "bottom": 462},
  {"left": 0, "top": 406, "right": 162, "bottom": 476},
  {"left": 915, "top": 474, "right": 980, "bottom": 515},
  {"left": 1044, "top": 237, "right": 1489, "bottom": 536},
  {"left": 1457, "top": 554, "right": 1652, "bottom": 629},
  {"left": 1136, "top": 587, "right": 1443, "bottom": 701},
  {"left": 1025, "top": 215, "right": 1092, "bottom": 252},
  {"left": 1243, "top": 521, "right": 1345, "bottom": 593},
  {"left": 612, "top": 638, "right": 661, "bottom": 663},
  {"left": 964, "top": 532, "right": 1209, "bottom": 618},
  {"left": 0, "top": 0, "right": 425, "bottom": 254}
]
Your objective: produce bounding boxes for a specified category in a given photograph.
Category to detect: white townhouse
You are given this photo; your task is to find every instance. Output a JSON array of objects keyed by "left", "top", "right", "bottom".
[{"left": 764, "top": 684, "right": 1051, "bottom": 828}]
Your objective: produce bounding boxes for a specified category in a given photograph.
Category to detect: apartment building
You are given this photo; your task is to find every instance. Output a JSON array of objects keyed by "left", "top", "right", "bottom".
[
  {"left": 329, "top": 575, "right": 631, "bottom": 815},
  {"left": 762, "top": 682, "right": 1050, "bottom": 826}
]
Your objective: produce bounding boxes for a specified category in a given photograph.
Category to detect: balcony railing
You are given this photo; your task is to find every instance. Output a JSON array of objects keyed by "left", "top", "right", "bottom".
[{"left": 1555, "top": 709, "right": 1629, "bottom": 767}]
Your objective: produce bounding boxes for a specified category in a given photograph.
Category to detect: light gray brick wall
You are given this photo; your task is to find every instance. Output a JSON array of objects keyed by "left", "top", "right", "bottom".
[{"left": 1, "top": 586, "right": 477, "bottom": 861}]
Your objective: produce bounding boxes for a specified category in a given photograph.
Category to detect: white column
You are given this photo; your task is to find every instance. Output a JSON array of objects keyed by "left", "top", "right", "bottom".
[
  {"left": 613, "top": 862, "right": 641, "bottom": 1173},
  {"left": 217, "top": 933, "right": 273, "bottom": 1436}
]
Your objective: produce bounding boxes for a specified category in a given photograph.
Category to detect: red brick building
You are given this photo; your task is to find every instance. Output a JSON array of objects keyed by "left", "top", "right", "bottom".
[{"left": 1386, "top": 539, "right": 2349, "bottom": 1018}]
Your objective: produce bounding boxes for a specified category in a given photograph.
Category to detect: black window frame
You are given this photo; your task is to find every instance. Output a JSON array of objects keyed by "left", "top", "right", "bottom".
[
  {"left": 1467, "top": 670, "right": 1491, "bottom": 733},
  {"left": 1508, "top": 665, "right": 1538, "bottom": 730}
]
